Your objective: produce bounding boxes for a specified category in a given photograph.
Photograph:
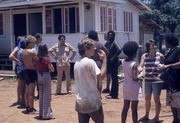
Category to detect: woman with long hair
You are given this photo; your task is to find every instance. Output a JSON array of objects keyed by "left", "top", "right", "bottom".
[{"left": 34, "top": 43, "right": 55, "bottom": 120}]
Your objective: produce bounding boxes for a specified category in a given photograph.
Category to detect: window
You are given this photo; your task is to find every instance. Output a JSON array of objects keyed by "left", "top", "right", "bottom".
[
  {"left": 100, "top": 7, "right": 106, "bottom": 31},
  {"left": 124, "top": 11, "right": 133, "bottom": 32},
  {"left": 0, "top": 14, "right": 3, "bottom": 35},
  {"left": 100, "top": 7, "right": 117, "bottom": 32},
  {"left": 46, "top": 6, "right": 79, "bottom": 34}
]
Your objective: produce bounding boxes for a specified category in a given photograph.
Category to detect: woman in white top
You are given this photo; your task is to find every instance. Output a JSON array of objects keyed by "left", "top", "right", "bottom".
[{"left": 121, "top": 41, "right": 143, "bottom": 123}]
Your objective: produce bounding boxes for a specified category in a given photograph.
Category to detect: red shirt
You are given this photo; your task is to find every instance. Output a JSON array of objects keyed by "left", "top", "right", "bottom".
[{"left": 34, "top": 57, "right": 51, "bottom": 73}]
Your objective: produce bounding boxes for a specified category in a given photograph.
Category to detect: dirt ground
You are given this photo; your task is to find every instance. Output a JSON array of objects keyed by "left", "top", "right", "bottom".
[{"left": 0, "top": 78, "right": 173, "bottom": 123}]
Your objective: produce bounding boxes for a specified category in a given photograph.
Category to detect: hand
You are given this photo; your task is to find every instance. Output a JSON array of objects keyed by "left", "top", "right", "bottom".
[
  {"left": 68, "top": 59, "right": 72, "bottom": 63},
  {"left": 138, "top": 67, "right": 143, "bottom": 73},
  {"left": 158, "top": 64, "right": 167, "bottom": 72},
  {"left": 98, "top": 50, "right": 106, "bottom": 60}
]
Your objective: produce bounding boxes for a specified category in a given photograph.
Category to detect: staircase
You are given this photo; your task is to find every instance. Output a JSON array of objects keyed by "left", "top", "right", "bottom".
[{"left": 0, "top": 55, "right": 13, "bottom": 70}]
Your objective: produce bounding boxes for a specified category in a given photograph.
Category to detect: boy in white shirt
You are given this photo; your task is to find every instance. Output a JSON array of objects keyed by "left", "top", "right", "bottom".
[{"left": 74, "top": 38, "right": 107, "bottom": 123}]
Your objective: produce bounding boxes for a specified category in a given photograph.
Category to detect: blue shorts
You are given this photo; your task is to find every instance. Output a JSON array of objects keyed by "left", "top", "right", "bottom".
[{"left": 144, "top": 83, "right": 163, "bottom": 95}]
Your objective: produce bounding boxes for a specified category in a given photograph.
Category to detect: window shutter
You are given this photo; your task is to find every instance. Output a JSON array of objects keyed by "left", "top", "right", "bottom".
[
  {"left": 45, "top": 9, "right": 52, "bottom": 34},
  {"left": 107, "top": 7, "right": 113, "bottom": 30}
]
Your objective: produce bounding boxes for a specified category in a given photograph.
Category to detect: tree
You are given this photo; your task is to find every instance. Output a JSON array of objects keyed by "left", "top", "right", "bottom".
[{"left": 140, "top": 0, "right": 180, "bottom": 33}]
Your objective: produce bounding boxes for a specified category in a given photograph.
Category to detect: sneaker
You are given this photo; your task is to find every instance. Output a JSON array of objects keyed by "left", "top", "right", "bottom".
[
  {"left": 29, "top": 108, "right": 39, "bottom": 115},
  {"left": 105, "top": 95, "right": 118, "bottom": 99},
  {"left": 102, "top": 89, "right": 110, "bottom": 93},
  {"left": 68, "top": 90, "right": 72, "bottom": 95},
  {"left": 106, "top": 95, "right": 112, "bottom": 99}
]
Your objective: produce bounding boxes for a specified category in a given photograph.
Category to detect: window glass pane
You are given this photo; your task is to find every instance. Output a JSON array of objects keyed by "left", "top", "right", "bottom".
[
  {"left": 0, "top": 14, "right": 3, "bottom": 35},
  {"left": 69, "top": 7, "right": 75, "bottom": 33},
  {"left": 54, "top": 9, "right": 62, "bottom": 34}
]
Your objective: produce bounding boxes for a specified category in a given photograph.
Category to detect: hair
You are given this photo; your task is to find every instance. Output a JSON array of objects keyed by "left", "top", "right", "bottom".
[
  {"left": 146, "top": 39, "right": 155, "bottom": 52},
  {"left": 25, "top": 35, "right": 36, "bottom": 47},
  {"left": 58, "top": 35, "right": 66, "bottom": 40},
  {"left": 165, "top": 34, "right": 179, "bottom": 47},
  {"left": 78, "top": 38, "right": 94, "bottom": 56},
  {"left": 37, "top": 43, "right": 49, "bottom": 62},
  {"left": 88, "top": 30, "right": 99, "bottom": 41},
  {"left": 17, "top": 36, "right": 24, "bottom": 42},
  {"left": 123, "top": 41, "right": 138, "bottom": 57},
  {"left": 34, "top": 33, "right": 42, "bottom": 39}
]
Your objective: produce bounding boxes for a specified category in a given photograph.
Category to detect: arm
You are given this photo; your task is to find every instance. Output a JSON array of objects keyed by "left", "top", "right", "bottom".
[
  {"left": 101, "top": 44, "right": 109, "bottom": 56},
  {"left": 97, "top": 50, "right": 107, "bottom": 81},
  {"left": 138, "top": 54, "right": 145, "bottom": 72},
  {"left": 48, "top": 45, "right": 57, "bottom": 60},
  {"left": 160, "top": 53, "right": 165, "bottom": 64},
  {"left": 111, "top": 42, "right": 121, "bottom": 61},
  {"left": 69, "top": 45, "right": 77, "bottom": 61},
  {"left": 9, "top": 47, "right": 19, "bottom": 62},
  {"left": 157, "top": 53, "right": 165, "bottom": 72},
  {"left": 132, "top": 63, "right": 143, "bottom": 82},
  {"left": 48, "top": 64, "right": 55, "bottom": 72},
  {"left": 163, "top": 61, "right": 180, "bottom": 69}
]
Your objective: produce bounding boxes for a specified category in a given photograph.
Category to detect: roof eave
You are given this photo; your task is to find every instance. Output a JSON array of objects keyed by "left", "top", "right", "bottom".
[{"left": 129, "top": 0, "right": 151, "bottom": 12}]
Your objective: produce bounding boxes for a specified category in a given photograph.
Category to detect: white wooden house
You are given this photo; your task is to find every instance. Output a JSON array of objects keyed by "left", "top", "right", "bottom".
[{"left": 0, "top": 0, "right": 150, "bottom": 69}]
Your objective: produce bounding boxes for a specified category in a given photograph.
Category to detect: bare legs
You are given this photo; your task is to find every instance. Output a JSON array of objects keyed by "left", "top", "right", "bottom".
[
  {"left": 25, "top": 83, "right": 36, "bottom": 109},
  {"left": 139, "top": 94, "right": 161, "bottom": 122},
  {"left": 17, "top": 79, "right": 26, "bottom": 105},
  {"left": 121, "top": 100, "right": 138, "bottom": 123}
]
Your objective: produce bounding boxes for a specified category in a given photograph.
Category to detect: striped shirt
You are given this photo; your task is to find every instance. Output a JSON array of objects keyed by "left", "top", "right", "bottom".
[{"left": 144, "top": 52, "right": 163, "bottom": 83}]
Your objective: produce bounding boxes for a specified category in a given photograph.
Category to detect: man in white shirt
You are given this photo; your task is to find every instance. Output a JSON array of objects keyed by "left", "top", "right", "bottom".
[{"left": 74, "top": 38, "right": 107, "bottom": 123}]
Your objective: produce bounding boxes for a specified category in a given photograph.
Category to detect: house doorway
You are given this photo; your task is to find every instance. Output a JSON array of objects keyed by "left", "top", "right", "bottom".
[
  {"left": 13, "top": 13, "right": 42, "bottom": 46},
  {"left": 13, "top": 14, "right": 27, "bottom": 46}
]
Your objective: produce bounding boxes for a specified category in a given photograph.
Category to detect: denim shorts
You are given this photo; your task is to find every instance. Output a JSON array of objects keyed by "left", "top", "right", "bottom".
[{"left": 144, "top": 83, "right": 163, "bottom": 95}]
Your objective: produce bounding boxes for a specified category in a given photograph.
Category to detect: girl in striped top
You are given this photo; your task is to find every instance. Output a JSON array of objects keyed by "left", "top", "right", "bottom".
[{"left": 138, "top": 39, "right": 164, "bottom": 122}]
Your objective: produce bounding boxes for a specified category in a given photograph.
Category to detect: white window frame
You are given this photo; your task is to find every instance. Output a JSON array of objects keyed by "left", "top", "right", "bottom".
[
  {"left": 124, "top": 11, "right": 133, "bottom": 32},
  {"left": 100, "top": 6, "right": 117, "bottom": 32}
]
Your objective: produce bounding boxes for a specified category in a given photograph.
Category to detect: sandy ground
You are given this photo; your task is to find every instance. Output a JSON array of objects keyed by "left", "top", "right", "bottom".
[{"left": 0, "top": 78, "right": 173, "bottom": 123}]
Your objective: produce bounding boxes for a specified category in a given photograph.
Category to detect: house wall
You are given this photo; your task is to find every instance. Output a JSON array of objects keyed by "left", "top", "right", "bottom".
[
  {"left": 84, "top": 3, "right": 95, "bottom": 32},
  {"left": 0, "top": 0, "right": 142, "bottom": 61},
  {"left": 0, "top": 11, "right": 12, "bottom": 55}
]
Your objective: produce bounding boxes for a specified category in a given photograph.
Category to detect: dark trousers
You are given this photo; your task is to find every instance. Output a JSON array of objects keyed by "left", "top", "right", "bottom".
[
  {"left": 78, "top": 106, "right": 104, "bottom": 123},
  {"left": 109, "top": 61, "right": 119, "bottom": 98}
]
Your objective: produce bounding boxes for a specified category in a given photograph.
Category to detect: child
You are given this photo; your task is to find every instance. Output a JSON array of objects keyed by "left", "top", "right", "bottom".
[
  {"left": 121, "top": 41, "right": 142, "bottom": 123},
  {"left": 74, "top": 38, "right": 107, "bottom": 123},
  {"left": 34, "top": 43, "right": 55, "bottom": 120}
]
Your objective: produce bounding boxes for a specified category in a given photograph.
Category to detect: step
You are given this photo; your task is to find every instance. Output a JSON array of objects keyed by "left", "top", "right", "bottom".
[{"left": 0, "top": 70, "right": 16, "bottom": 78}]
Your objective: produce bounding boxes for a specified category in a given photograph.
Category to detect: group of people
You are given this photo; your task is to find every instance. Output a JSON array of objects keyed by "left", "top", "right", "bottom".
[
  {"left": 9, "top": 33, "right": 55, "bottom": 119},
  {"left": 9, "top": 31, "right": 180, "bottom": 123},
  {"left": 121, "top": 34, "right": 180, "bottom": 123}
]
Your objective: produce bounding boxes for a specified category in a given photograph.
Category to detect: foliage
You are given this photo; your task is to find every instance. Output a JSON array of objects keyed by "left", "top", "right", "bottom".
[{"left": 140, "top": 0, "right": 180, "bottom": 33}]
